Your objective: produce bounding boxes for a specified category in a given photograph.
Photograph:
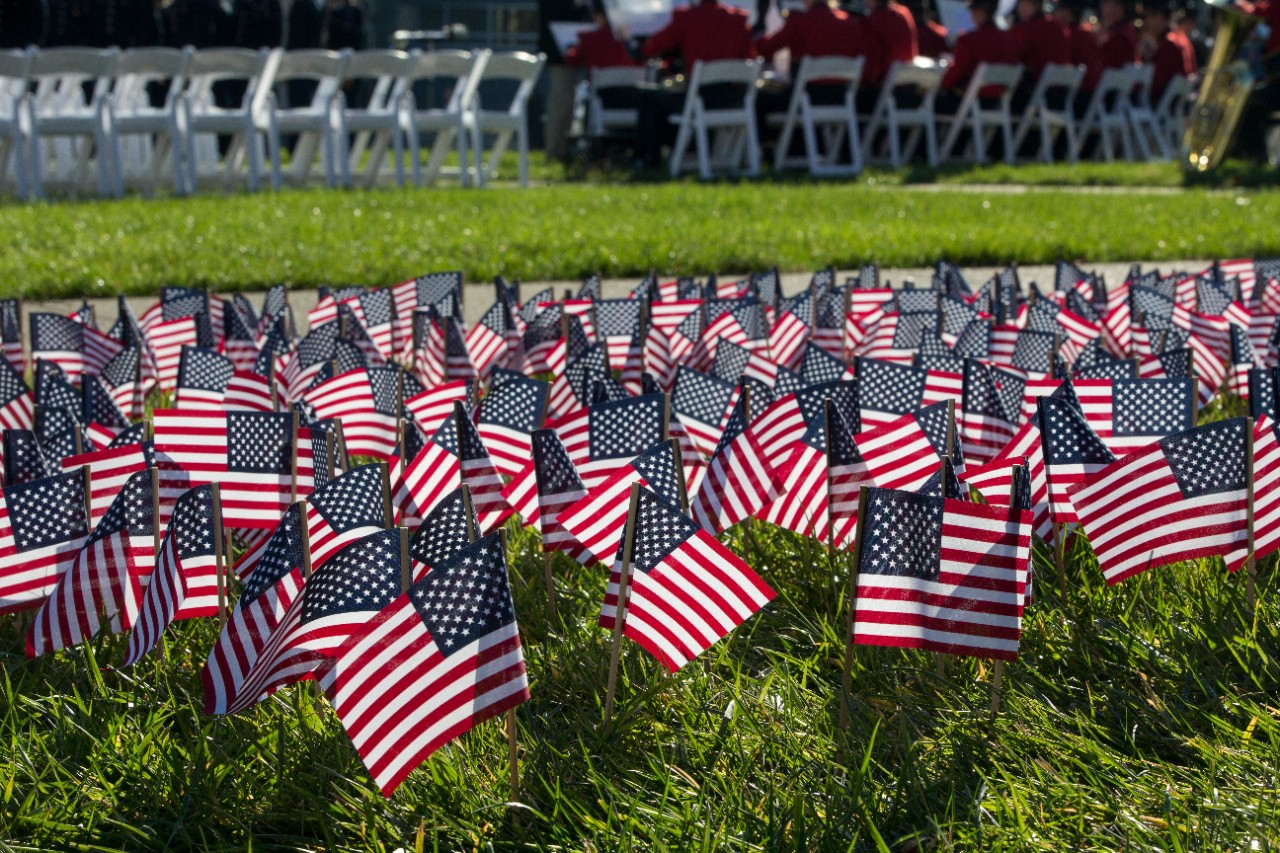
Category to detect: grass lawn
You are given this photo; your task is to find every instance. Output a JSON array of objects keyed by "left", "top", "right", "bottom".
[
  {"left": 1, "top": 158, "right": 1278, "bottom": 299},
  {"left": 2, "top": 509, "right": 1279, "bottom": 850}
]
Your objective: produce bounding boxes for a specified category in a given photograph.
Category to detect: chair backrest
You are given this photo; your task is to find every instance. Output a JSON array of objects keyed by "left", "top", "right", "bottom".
[
  {"left": 1127, "top": 62, "right": 1154, "bottom": 107},
  {"left": 0, "top": 48, "right": 34, "bottom": 112},
  {"left": 1155, "top": 74, "right": 1190, "bottom": 116},
  {"left": 1095, "top": 66, "right": 1132, "bottom": 98},
  {"left": 112, "top": 47, "right": 192, "bottom": 112},
  {"left": 29, "top": 47, "right": 119, "bottom": 109},
  {"left": 591, "top": 65, "right": 644, "bottom": 91},
  {"left": 473, "top": 51, "right": 545, "bottom": 115},
  {"left": 691, "top": 58, "right": 761, "bottom": 89},
  {"left": 341, "top": 49, "right": 415, "bottom": 113},
  {"left": 794, "top": 55, "right": 864, "bottom": 89},
  {"left": 405, "top": 49, "right": 486, "bottom": 114},
  {"left": 1036, "top": 62, "right": 1084, "bottom": 98},
  {"left": 974, "top": 62, "right": 1022, "bottom": 91},
  {"left": 184, "top": 47, "right": 276, "bottom": 111},
  {"left": 272, "top": 49, "right": 350, "bottom": 84}
]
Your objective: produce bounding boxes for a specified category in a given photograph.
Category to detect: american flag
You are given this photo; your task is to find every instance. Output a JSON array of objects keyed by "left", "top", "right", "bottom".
[
  {"left": 303, "top": 367, "right": 401, "bottom": 459},
  {"left": 27, "top": 469, "right": 154, "bottom": 657},
  {"left": 0, "top": 353, "right": 33, "bottom": 431},
  {"left": 688, "top": 395, "right": 781, "bottom": 534},
  {"left": 801, "top": 346, "right": 854, "bottom": 387},
  {"left": 321, "top": 531, "right": 530, "bottom": 797},
  {"left": 768, "top": 295, "right": 812, "bottom": 371},
  {"left": 153, "top": 410, "right": 314, "bottom": 529},
  {"left": 404, "top": 380, "right": 474, "bottom": 440},
  {"left": 34, "top": 358, "right": 79, "bottom": 416},
  {"left": 0, "top": 298, "right": 22, "bottom": 375},
  {"left": 550, "top": 344, "right": 608, "bottom": 417},
  {"left": 225, "top": 370, "right": 276, "bottom": 413},
  {"left": 4, "top": 430, "right": 53, "bottom": 486},
  {"left": 596, "top": 299, "right": 644, "bottom": 369},
  {"left": 465, "top": 301, "right": 511, "bottom": 380},
  {"left": 579, "top": 393, "right": 668, "bottom": 487},
  {"left": 746, "top": 381, "right": 851, "bottom": 470},
  {"left": 520, "top": 305, "right": 566, "bottom": 375},
  {"left": 687, "top": 299, "right": 767, "bottom": 372},
  {"left": 828, "top": 401, "right": 956, "bottom": 549},
  {"left": 148, "top": 312, "right": 213, "bottom": 393},
  {"left": 30, "top": 312, "right": 122, "bottom": 383},
  {"left": 1069, "top": 418, "right": 1251, "bottom": 583},
  {"left": 477, "top": 373, "right": 550, "bottom": 480},
  {"left": 278, "top": 322, "right": 338, "bottom": 402},
  {"left": 851, "top": 485, "right": 1030, "bottom": 660},
  {"left": 61, "top": 441, "right": 152, "bottom": 527},
  {"left": 599, "top": 487, "right": 773, "bottom": 672},
  {"left": 1230, "top": 325, "right": 1261, "bottom": 399},
  {"left": 1036, "top": 395, "right": 1116, "bottom": 531},
  {"left": 83, "top": 374, "right": 130, "bottom": 433},
  {"left": 395, "top": 406, "right": 512, "bottom": 531},
  {"left": 960, "top": 360, "right": 1021, "bottom": 464},
  {"left": 857, "top": 358, "right": 954, "bottom": 430},
  {"left": 220, "top": 525, "right": 404, "bottom": 715},
  {"left": 346, "top": 289, "right": 396, "bottom": 362},
  {"left": 1248, "top": 416, "right": 1280, "bottom": 566},
  {"left": 97, "top": 346, "right": 149, "bottom": 420},
  {"left": 531, "top": 429, "right": 589, "bottom": 562},
  {"left": 558, "top": 440, "right": 684, "bottom": 566},
  {"left": 122, "top": 483, "right": 223, "bottom": 665},
  {"left": 175, "top": 346, "right": 236, "bottom": 409},
  {"left": 0, "top": 468, "right": 91, "bottom": 614},
  {"left": 408, "top": 487, "right": 478, "bottom": 580},
  {"left": 1022, "top": 376, "right": 1196, "bottom": 457},
  {"left": 224, "top": 297, "right": 260, "bottom": 372},
  {"left": 756, "top": 405, "right": 835, "bottom": 540},
  {"left": 35, "top": 404, "right": 84, "bottom": 467},
  {"left": 671, "top": 367, "right": 737, "bottom": 458},
  {"left": 413, "top": 309, "right": 447, "bottom": 387}
]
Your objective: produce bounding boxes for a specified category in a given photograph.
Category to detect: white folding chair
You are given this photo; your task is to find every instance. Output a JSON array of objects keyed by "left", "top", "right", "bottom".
[
  {"left": 468, "top": 51, "right": 546, "bottom": 187},
  {"left": 861, "top": 60, "right": 942, "bottom": 168},
  {"left": 183, "top": 47, "right": 280, "bottom": 192},
  {"left": 1126, "top": 63, "right": 1170, "bottom": 161},
  {"left": 1011, "top": 63, "right": 1085, "bottom": 164},
  {"left": 110, "top": 46, "right": 192, "bottom": 195},
  {"left": 333, "top": 49, "right": 414, "bottom": 188},
  {"left": 1154, "top": 74, "right": 1191, "bottom": 158},
  {"left": 25, "top": 47, "right": 120, "bottom": 199},
  {"left": 770, "top": 55, "right": 864, "bottom": 177},
  {"left": 937, "top": 62, "right": 1023, "bottom": 165},
  {"left": 587, "top": 65, "right": 645, "bottom": 137},
  {"left": 400, "top": 49, "right": 487, "bottom": 187},
  {"left": 261, "top": 48, "right": 350, "bottom": 188},
  {"left": 669, "top": 58, "right": 763, "bottom": 180},
  {"left": 0, "top": 48, "right": 33, "bottom": 199},
  {"left": 1073, "top": 66, "right": 1135, "bottom": 162}
]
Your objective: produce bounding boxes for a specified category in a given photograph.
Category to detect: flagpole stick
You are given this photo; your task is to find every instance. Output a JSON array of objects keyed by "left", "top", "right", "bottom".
[
  {"left": 73, "top": 424, "right": 83, "bottom": 457},
  {"left": 839, "top": 488, "right": 868, "bottom": 732},
  {"left": 1246, "top": 417, "right": 1257, "bottom": 617},
  {"left": 991, "top": 464, "right": 1026, "bottom": 722},
  {"left": 603, "top": 482, "right": 642, "bottom": 728},
  {"left": 497, "top": 525, "right": 520, "bottom": 825},
  {"left": 1037, "top": 399, "right": 1068, "bottom": 602},
  {"left": 211, "top": 483, "right": 227, "bottom": 628},
  {"left": 150, "top": 467, "right": 162, "bottom": 557},
  {"left": 937, "top": 404, "right": 958, "bottom": 681},
  {"left": 379, "top": 460, "right": 394, "bottom": 529},
  {"left": 1191, "top": 378, "right": 1200, "bottom": 425},
  {"left": 669, "top": 437, "right": 689, "bottom": 514}
]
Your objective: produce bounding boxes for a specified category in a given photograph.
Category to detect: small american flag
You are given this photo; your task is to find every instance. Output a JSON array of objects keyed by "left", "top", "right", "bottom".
[
  {"left": 559, "top": 440, "right": 684, "bottom": 566},
  {"left": 225, "top": 370, "right": 276, "bottom": 413},
  {"left": 671, "top": 367, "right": 738, "bottom": 458},
  {"left": 321, "top": 531, "right": 530, "bottom": 797},
  {"left": 61, "top": 441, "right": 153, "bottom": 527},
  {"left": 408, "top": 487, "right": 478, "bottom": 580},
  {"left": 582, "top": 392, "right": 667, "bottom": 486},
  {"left": 1069, "top": 418, "right": 1251, "bottom": 583},
  {"left": 28, "top": 468, "right": 154, "bottom": 656},
  {"left": 689, "top": 395, "right": 781, "bottom": 534},
  {"left": 4, "top": 430, "right": 53, "bottom": 486},
  {"left": 531, "top": 429, "right": 590, "bottom": 563},
  {"left": 303, "top": 367, "right": 400, "bottom": 459},
  {"left": 851, "top": 485, "right": 1030, "bottom": 660},
  {"left": 395, "top": 406, "right": 512, "bottom": 532},
  {"left": 0, "top": 468, "right": 91, "bottom": 614},
  {"left": 98, "top": 346, "right": 149, "bottom": 420},
  {"left": 857, "top": 358, "right": 951, "bottom": 431},
  {"left": 153, "top": 410, "right": 314, "bottom": 529},
  {"left": 1037, "top": 395, "right": 1115, "bottom": 531},
  {"left": 0, "top": 298, "right": 22, "bottom": 375},
  {"left": 175, "top": 346, "right": 236, "bottom": 409},
  {"left": 476, "top": 375, "right": 548, "bottom": 478},
  {"left": 34, "top": 359, "right": 79, "bottom": 416},
  {"left": 83, "top": 375, "right": 130, "bottom": 431},
  {"left": 404, "top": 380, "right": 474, "bottom": 440},
  {"left": 222, "top": 525, "right": 404, "bottom": 714},
  {"left": 31, "top": 312, "right": 122, "bottom": 383},
  {"left": 960, "top": 359, "right": 1020, "bottom": 464},
  {"left": 123, "top": 484, "right": 222, "bottom": 665},
  {"left": 0, "top": 353, "right": 34, "bottom": 431},
  {"left": 147, "top": 312, "right": 213, "bottom": 393},
  {"left": 769, "top": 296, "right": 812, "bottom": 371},
  {"left": 757, "top": 405, "right": 835, "bottom": 540},
  {"left": 599, "top": 488, "right": 773, "bottom": 671},
  {"left": 465, "top": 301, "right": 511, "bottom": 380}
]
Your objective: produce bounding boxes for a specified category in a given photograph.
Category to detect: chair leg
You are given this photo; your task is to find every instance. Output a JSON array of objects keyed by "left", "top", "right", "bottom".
[
  {"left": 670, "top": 116, "right": 691, "bottom": 178},
  {"left": 695, "top": 117, "right": 711, "bottom": 180},
  {"left": 745, "top": 115, "right": 760, "bottom": 177},
  {"left": 517, "top": 122, "right": 529, "bottom": 188},
  {"left": 392, "top": 127, "right": 405, "bottom": 188},
  {"left": 887, "top": 115, "right": 901, "bottom": 169}
]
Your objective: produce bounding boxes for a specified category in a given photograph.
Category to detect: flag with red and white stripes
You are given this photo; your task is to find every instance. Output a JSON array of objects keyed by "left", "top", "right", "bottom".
[
  {"left": 394, "top": 406, "right": 512, "bottom": 531},
  {"left": 122, "top": 484, "right": 223, "bottom": 666},
  {"left": 174, "top": 346, "right": 235, "bottom": 409},
  {"left": 61, "top": 442, "right": 152, "bottom": 527},
  {"left": 0, "top": 469, "right": 92, "bottom": 615},
  {"left": 1069, "top": 417, "right": 1251, "bottom": 583},
  {"left": 321, "top": 531, "right": 529, "bottom": 797},
  {"left": 225, "top": 370, "right": 276, "bottom": 412},
  {"left": 0, "top": 353, "right": 33, "bottom": 431},
  {"left": 476, "top": 375, "right": 547, "bottom": 479},
  {"left": 851, "top": 485, "right": 1030, "bottom": 660},
  {"left": 302, "top": 367, "right": 402, "bottom": 459},
  {"left": 598, "top": 488, "right": 773, "bottom": 672},
  {"left": 27, "top": 469, "right": 154, "bottom": 657},
  {"left": 688, "top": 395, "right": 781, "bottom": 534},
  {"left": 530, "top": 429, "right": 590, "bottom": 563}
]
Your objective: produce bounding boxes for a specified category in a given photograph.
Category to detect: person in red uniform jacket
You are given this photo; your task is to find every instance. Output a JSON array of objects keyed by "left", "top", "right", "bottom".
[
  {"left": 864, "top": 0, "right": 918, "bottom": 87},
  {"left": 1008, "top": 0, "right": 1071, "bottom": 111},
  {"left": 911, "top": 2, "right": 949, "bottom": 61},
  {"left": 1058, "top": 0, "right": 1102, "bottom": 109},
  {"left": 1098, "top": 0, "right": 1138, "bottom": 70},
  {"left": 641, "top": 0, "right": 755, "bottom": 69},
  {"left": 938, "top": 0, "right": 1018, "bottom": 107},
  {"left": 1137, "top": 0, "right": 1195, "bottom": 100},
  {"left": 564, "top": 11, "right": 638, "bottom": 73}
]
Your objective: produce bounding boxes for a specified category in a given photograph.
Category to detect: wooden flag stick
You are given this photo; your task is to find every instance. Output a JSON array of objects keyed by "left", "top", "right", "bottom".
[
  {"left": 398, "top": 525, "right": 410, "bottom": 593},
  {"left": 824, "top": 398, "right": 837, "bottom": 556},
  {"left": 1246, "top": 417, "right": 1257, "bottom": 615},
  {"left": 461, "top": 483, "right": 477, "bottom": 543},
  {"left": 839, "top": 488, "right": 869, "bottom": 732},
  {"left": 211, "top": 483, "right": 227, "bottom": 628},
  {"left": 669, "top": 437, "right": 689, "bottom": 514},
  {"left": 541, "top": 548, "right": 558, "bottom": 621},
  {"left": 297, "top": 500, "right": 314, "bottom": 579},
  {"left": 498, "top": 526, "right": 520, "bottom": 821},
  {"left": 1037, "top": 399, "right": 1068, "bottom": 601},
  {"left": 379, "top": 460, "right": 394, "bottom": 529},
  {"left": 73, "top": 425, "right": 83, "bottom": 458},
  {"left": 150, "top": 467, "right": 162, "bottom": 557},
  {"left": 603, "top": 482, "right": 642, "bottom": 728}
]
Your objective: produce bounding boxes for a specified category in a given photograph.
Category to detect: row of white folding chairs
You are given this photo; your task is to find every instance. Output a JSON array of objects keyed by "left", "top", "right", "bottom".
[
  {"left": 585, "top": 57, "right": 1193, "bottom": 179},
  {"left": 0, "top": 45, "right": 546, "bottom": 199}
]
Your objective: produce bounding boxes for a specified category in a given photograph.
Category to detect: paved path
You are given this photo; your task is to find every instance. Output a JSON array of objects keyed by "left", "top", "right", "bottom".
[{"left": 24, "top": 260, "right": 1201, "bottom": 338}]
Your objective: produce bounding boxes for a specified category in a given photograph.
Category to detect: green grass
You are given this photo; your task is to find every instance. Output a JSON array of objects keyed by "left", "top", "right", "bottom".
[
  {"left": 1, "top": 171, "right": 1278, "bottom": 299},
  {"left": 3, "top": 508, "right": 1280, "bottom": 850}
]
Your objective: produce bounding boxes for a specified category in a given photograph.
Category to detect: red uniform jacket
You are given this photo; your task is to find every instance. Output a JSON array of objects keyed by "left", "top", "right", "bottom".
[
  {"left": 565, "top": 26, "right": 639, "bottom": 71},
  {"left": 642, "top": 1, "right": 755, "bottom": 68},
  {"left": 1010, "top": 13, "right": 1071, "bottom": 80},
  {"left": 755, "top": 3, "right": 883, "bottom": 81},
  {"left": 1148, "top": 29, "right": 1195, "bottom": 100},
  {"left": 940, "top": 21, "right": 1018, "bottom": 97},
  {"left": 1069, "top": 22, "right": 1103, "bottom": 91},
  {"left": 866, "top": 3, "right": 918, "bottom": 86},
  {"left": 1099, "top": 21, "right": 1137, "bottom": 70},
  {"left": 917, "top": 18, "right": 948, "bottom": 59}
]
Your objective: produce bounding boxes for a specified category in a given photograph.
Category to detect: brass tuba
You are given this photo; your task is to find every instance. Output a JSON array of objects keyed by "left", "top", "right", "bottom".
[{"left": 1183, "top": 0, "right": 1262, "bottom": 172}]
